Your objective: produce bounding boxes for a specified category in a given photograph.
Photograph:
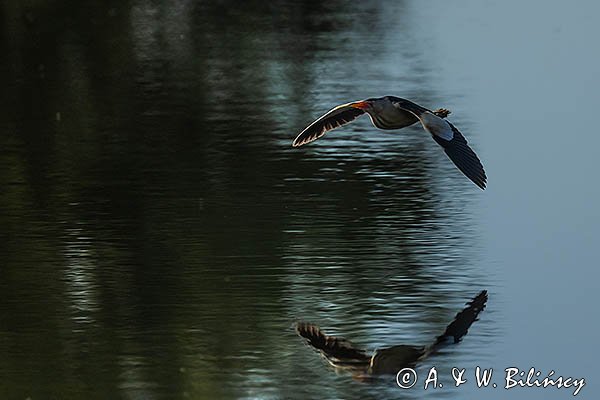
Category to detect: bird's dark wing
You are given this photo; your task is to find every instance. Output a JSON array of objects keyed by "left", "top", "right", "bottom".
[
  {"left": 295, "top": 322, "right": 371, "bottom": 369},
  {"left": 292, "top": 103, "right": 366, "bottom": 147},
  {"left": 431, "top": 123, "right": 487, "bottom": 190},
  {"left": 434, "top": 290, "right": 488, "bottom": 345}
]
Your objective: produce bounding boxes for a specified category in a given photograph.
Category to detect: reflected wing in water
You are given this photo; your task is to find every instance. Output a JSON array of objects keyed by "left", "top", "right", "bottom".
[
  {"left": 294, "top": 322, "right": 371, "bottom": 370},
  {"left": 435, "top": 290, "right": 488, "bottom": 345}
]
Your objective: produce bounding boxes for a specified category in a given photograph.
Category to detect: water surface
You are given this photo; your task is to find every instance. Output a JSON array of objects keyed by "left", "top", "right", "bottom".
[{"left": 1, "top": 1, "right": 598, "bottom": 399}]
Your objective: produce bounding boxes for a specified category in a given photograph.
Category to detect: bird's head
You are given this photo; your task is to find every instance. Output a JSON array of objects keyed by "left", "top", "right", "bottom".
[
  {"left": 350, "top": 97, "right": 386, "bottom": 113},
  {"left": 349, "top": 99, "right": 372, "bottom": 111}
]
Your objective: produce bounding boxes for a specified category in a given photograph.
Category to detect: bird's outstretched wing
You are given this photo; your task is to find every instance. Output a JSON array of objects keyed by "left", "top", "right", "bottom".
[
  {"left": 431, "top": 123, "right": 487, "bottom": 190},
  {"left": 392, "top": 102, "right": 487, "bottom": 190},
  {"left": 292, "top": 103, "right": 366, "bottom": 147},
  {"left": 434, "top": 290, "right": 488, "bottom": 345},
  {"left": 295, "top": 322, "right": 371, "bottom": 369},
  {"left": 416, "top": 110, "right": 486, "bottom": 189}
]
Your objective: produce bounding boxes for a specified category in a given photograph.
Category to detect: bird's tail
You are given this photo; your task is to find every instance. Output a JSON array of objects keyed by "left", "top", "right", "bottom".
[
  {"left": 294, "top": 322, "right": 371, "bottom": 370},
  {"left": 431, "top": 290, "right": 488, "bottom": 349}
]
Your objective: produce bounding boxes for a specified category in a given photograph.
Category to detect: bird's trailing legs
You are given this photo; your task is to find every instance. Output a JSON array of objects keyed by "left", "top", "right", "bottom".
[{"left": 433, "top": 108, "right": 451, "bottom": 118}]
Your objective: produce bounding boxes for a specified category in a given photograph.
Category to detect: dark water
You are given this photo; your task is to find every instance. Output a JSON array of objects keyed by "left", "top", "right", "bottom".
[{"left": 1, "top": 1, "right": 598, "bottom": 399}]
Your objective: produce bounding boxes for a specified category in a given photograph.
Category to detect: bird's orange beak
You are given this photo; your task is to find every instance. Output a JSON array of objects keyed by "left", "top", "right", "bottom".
[{"left": 351, "top": 101, "right": 370, "bottom": 110}]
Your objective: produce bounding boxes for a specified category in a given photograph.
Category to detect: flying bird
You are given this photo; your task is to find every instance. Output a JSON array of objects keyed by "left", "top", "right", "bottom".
[
  {"left": 292, "top": 96, "right": 487, "bottom": 189},
  {"left": 295, "top": 290, "right": 488, "bottom": 376}
]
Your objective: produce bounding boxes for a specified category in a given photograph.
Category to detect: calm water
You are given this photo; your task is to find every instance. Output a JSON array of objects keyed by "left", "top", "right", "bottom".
[{"left": 1, "top": 1, "right": 598, "bottom": 399}]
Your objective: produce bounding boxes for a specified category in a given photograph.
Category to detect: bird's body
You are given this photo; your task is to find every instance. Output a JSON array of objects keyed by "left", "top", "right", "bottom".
[
  {"left": 292, "top": 96, "right": 486, "bottom": 189},
  {"left": 369, "top": 345, "right": 426, "bottom": 375},
  {"left": 363, "top": 96, "right": 426, "bottom": 130},
  {"left": 295, "top": 290, "right": 488, "bottom": 377}
]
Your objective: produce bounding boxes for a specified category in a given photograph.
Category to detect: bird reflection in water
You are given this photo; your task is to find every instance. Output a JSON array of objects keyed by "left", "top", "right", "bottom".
[{"left": 295, "top": 291, "right": 488, "bottom": 381}]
